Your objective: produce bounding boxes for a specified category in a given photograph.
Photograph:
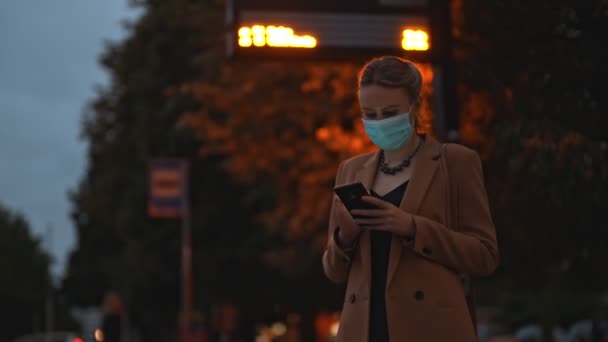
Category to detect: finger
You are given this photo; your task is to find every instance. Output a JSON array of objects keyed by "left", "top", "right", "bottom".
[
  {"left": 350, "top": 208, "right": 387, "bottom": 217},
  {"left": 361, "top": 196, "right": 392, "bottom": 208},
  {"left": 365, "top": 224, "right": 391, "bottom": 232},
  {"left": 355, "top": 218, "right": 384, "bottom": 226}
]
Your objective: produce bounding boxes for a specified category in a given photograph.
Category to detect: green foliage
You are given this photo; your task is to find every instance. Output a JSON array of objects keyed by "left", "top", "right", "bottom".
[
  {"left": 0, "top": 203, "right": 51, "bottom": 341},
  {"left": 456, "top": 0, "right": 608, "bottom": 325},
  {"left": 62, "top": 0, "right": 304, "bottom": 340}
]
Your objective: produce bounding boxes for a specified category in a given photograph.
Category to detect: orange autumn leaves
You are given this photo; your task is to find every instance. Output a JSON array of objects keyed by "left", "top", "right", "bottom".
[{"left": 177, "top": 62, "right": 435, "bottom": 258}]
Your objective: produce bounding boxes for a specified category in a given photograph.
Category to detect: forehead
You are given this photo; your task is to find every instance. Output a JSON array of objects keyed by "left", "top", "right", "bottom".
[{"left": 358, "top": 85, "right": 411, "bottom": 108}]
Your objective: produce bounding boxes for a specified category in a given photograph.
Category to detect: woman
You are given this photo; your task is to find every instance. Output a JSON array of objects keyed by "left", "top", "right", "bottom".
[{"left": 322, "top": 56, "right": 499, "bottom": 342}]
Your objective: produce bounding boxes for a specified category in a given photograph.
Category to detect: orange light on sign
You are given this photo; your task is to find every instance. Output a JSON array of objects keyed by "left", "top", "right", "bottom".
[
  {"left": 238, "top": 25, "right": 317, "bottom": 48},
  {"left": 402, "top": 29, "right": 429, "bottom": 51}
]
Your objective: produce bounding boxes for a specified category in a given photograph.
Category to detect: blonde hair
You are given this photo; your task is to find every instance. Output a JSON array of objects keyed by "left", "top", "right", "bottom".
[{"left": 358, "top": 56, "right": 431, "bottom": 134}]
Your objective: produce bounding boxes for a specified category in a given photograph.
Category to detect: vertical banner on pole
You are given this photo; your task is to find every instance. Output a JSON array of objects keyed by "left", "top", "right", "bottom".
[
  {"left": 148, "top": 159, "right": 187, "bottom": 218},
  {"left": 148, "top": 159, "right": 192, "bottom": 341}
]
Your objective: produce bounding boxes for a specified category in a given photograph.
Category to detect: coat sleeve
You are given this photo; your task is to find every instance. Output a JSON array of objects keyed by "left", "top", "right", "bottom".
[
  {"left": 408, "top": 148, "right": 499, "bottom": 276},
  {"left": 322, "top": 161, "right": 356, "bottom": 284}
]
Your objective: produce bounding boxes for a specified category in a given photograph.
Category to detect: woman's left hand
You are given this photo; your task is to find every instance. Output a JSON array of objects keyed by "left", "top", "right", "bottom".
[{"left": 351, "top": 196, "right": 415, "bottom": 238}]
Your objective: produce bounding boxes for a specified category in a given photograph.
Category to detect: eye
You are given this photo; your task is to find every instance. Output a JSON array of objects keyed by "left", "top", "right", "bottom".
[
  {"left": 364, "top": 112, "right": 377, "bottom": 119},
  {"left": 383, "top": 111, "right": 398, "bottom": 117}
]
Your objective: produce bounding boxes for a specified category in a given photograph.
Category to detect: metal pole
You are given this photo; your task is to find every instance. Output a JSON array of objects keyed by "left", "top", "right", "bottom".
[
  {"left": 432, "top": 64, "right": 447, "bottom": 140},
  {"left": 439, "top": 0, "right": 459, "bottom": 142},
  {"left": 181, "top": 162, "right": 192, "bottom": 342},
  {"left": 430, "top": 0, "right": 459, "bottom": 142}
]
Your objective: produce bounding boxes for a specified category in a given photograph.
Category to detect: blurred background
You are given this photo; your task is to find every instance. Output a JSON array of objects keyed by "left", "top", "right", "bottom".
[{"left": 1, "top": 0, "right": 607, "bottom": 341}]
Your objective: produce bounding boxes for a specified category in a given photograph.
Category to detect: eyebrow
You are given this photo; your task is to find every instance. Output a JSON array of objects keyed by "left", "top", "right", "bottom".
[{"left": 362, "top": 104, "right": 400, "bottom": 111}]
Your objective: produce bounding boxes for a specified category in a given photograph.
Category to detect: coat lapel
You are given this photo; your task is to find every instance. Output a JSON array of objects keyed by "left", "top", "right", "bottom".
[
  {"left": 386, "top": 136, "right": 442, "bottom": 289},
  {"left": 355, "top": 151, "right": 381, "bottom": 193}
]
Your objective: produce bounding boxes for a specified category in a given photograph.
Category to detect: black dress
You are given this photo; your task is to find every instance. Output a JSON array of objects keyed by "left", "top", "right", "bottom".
[{"left": 369, "top": 181, "right": 408, "bottom": 342}]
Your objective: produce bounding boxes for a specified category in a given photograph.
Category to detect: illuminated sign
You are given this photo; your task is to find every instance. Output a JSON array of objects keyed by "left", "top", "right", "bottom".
[
  {"left": 227, "top": 7, "right": 438, "bottom": 61},
  {"left": 238, "top": 25, "right": 317, "bottom": 48},
  {"left": 402, "top": 29, "right": 429, "bottom": 51}
]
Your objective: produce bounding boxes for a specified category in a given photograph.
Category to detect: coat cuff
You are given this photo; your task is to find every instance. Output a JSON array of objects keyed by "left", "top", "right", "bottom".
[
  {"left": 401, "top": 214, "right": 417, "bottom": 248},
  {"left": 330, "top": 227, "right": 357, "bottom": 262},
  {"left": 409, "top": 215, "right": 435, "bottom": 258}
]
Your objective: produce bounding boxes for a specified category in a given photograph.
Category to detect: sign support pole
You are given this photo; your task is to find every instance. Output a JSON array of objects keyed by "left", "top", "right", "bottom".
[
  {"left": 181, "top": 162, "right": 192, "bottom": 342},
  {"left": 148, "top": 159, "right": 193, "bottom": 341}
]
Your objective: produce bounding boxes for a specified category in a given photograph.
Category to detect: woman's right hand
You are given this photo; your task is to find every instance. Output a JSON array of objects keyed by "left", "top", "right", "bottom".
[{"left": 333, "top": 196, "right": 361, "bottom": 247}]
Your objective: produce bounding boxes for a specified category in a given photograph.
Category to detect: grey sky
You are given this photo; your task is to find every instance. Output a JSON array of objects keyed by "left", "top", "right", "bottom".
[{"left": 0, "top": 1, "right": 140, "bottom": 279}]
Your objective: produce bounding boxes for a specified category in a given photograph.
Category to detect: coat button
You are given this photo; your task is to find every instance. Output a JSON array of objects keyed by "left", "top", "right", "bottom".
[
  {"left": 349, "top": 294, "right": 356, "bottom": 303},
  {"left": 414, "top": 291, "right": 425, "bottom": 301},
  {"left": 422, "top": 247, "right": 432, "bottom": 255}
]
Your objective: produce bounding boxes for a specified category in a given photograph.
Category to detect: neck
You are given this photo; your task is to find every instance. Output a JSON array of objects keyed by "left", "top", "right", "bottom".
[{"left": 384, "top": 134, "right": 422, "bottom": 164}]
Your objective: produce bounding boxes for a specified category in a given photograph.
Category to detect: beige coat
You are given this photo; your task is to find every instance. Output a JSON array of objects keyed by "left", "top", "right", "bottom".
[{"left": 322, "top": 136, "right": 499, "bottom": 342}]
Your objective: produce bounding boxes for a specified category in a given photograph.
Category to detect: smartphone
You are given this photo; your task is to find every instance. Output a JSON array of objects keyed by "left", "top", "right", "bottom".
[{"left": 334, "top": 182, "right": 376, "bottom": 216}]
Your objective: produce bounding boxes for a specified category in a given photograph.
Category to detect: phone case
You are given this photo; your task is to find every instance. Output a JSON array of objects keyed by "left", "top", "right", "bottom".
[{"left": 334, "top": 182, "right": 376, "bottom": 213}]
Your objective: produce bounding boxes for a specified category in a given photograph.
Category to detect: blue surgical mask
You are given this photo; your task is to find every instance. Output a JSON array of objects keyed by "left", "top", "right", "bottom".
[{"left": 362, "top": 112, "right": 413, "bottom": 151}]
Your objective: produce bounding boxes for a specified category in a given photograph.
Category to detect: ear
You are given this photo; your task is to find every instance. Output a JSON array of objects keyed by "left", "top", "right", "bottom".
[{"left": 411, "top": 112, "right": 419, "bottom": 128}]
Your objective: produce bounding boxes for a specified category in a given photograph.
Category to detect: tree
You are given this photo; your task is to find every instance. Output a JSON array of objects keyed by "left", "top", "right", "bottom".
[
  {"left": 453, "top": 0, "right": 608, "bottom": 327},
  {"left": 0, "top": 203, "right": 51, "bottom": 341},
  {"left": 177, "top": 61, "right": 436, "bottom": 316},
  {"left": 63, "top": 0, "right": 312, "bottom": 340}
]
